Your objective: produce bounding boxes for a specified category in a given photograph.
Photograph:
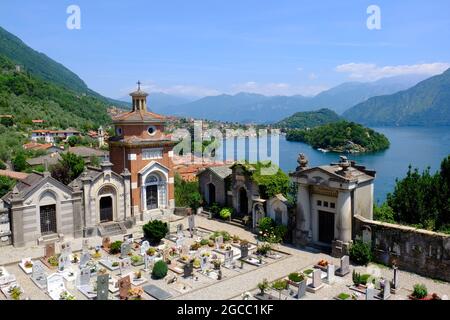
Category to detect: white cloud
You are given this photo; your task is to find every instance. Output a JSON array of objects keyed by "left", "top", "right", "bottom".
[
  {"left": 308, "top": 73, "right": 318, "bottom": 80},
  {"left": 335, "top": 62, "right": 450, "bottom": 81},
  {"left": 230, "top": 81, "right": 328, "bottom": 96}
]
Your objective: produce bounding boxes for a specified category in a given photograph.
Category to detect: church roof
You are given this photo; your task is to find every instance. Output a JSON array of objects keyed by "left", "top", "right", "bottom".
[
  {"left": 129, "top": 88, "right": 149, "bottom": 97},
  {"left": 291, "top": 163, "right": 375, "bottom": 184},
  {"left": 197, "top": 165, "right": 232, "bottom": 179},
  {"left": 113, "top": 110, "right": 166, "bottom": 123}
]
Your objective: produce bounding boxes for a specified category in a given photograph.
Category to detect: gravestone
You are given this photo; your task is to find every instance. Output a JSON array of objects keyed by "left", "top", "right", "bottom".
[
  {"left": 143, "top": 284, "right": 172, "bottom": 300},
  {"left": 335, "top": 255, "right": 350, "bottom": 276},
  {"left": 47, "top": 273, "right": 66, "bottom": 300},
  {"left": 200, "top": 256, "right": 208, "bottom": 272},
  {"left": 176, "top": 236, "right": 184, "bottom": 249},
  {"left": 215, "top": 236, "right": 223, "bottom": 249},
  {"left": 224, "top": 250, "right": 233, "bottom": 267},
  {"left": 140, "top": 241, "right": 150, "bottom": 256},
  {"left": 188, "top": 215, "right": 195, "bottom": 235},
  {"left": 297, "top": 280, "right": 306, "bottom": 299},
  {"left": 366, "top": 285, "right": 376, "bottom": 300},
  {"left": 118, "top": 275, "right": 131, "bottom": 300},
  {"left": 183, "top": 262, "right": 194, "bottom": 278},
  {"left": 307, "top": 269, "right": 324, "bottom": 293},
  {"left": 102, "top": 237, "right": 111, "bottom": 250},
  {"left": 240, "top": 243, "right": 249, "bottom": 259},
  {"left": 176, "top": 223, "right": 183, "bottom": 235},
  {"left": 123, "top": 234, "right": 133, "bottom": 243},
  {"left": 79, "top": 252, "right": 91, "bottom": 269},
  {"left": 96, "top": 274, "right": 109, "bottom": 300},
  {"left": 61, "top": 242, "right": 72, "bottom": 257},
  {"left": 31, "top": 260, "right": 47, "bottom": 289},
  {"left": 143, "top": 254, "right": 149, "bottom": 271},
  {"left": 58, "top": 254, "right": 69, "bottom": 272},
  {"left": 45, "top": 243, "right": 56, "bottom": 258},
  {"left": 392, "top": 266, "right": 399, "bottom": 292},
  {"left": 82, "top": 239, "right": 89, "bottom": 252},
  {"left": 326, "top": 264, "right": 335, "bottom": 284},
  {"left": 120, "top": 242, "right": 131, "bottom": 259},
  {"left": 77, "top": 267, "right": 91, "bottom": 287},
  {"left": 181, "top": 244, "right": 189, "bottom": 256},
  {"left": 119, "top": 258, "right": 132, "bottom": 276},
  {"left": 381, "top": 280, "right": 391, "bottom": 300}
]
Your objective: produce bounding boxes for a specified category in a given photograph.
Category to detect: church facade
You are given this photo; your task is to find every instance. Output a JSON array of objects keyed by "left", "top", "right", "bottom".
[{"left": 108, "top": 83, "right": 176, "bottom": 221}]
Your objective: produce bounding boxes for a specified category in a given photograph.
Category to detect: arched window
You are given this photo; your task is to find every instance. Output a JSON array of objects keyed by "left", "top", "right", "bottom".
[{"left": 145, "top": 174, "right": 159, "bottom": 185}]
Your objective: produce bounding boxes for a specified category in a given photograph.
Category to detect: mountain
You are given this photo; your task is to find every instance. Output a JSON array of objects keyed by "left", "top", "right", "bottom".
[
  {"left": 162, "top": 76, "right": 424, "bottom": 123},
  {"left": 312, "top": 74, "right": 427, "bottom": 115},
  {"left": 275, "top": 108, "right": 341, "bottom": 129},
  {"left": 343, "top": 69, "right": 450, "bottom": 126},
  {"left": 118, "top": 92, "right": 194, "bottom": 112},
  {"left": 0, "top": 26, "right": 127, "bottom": 108}
]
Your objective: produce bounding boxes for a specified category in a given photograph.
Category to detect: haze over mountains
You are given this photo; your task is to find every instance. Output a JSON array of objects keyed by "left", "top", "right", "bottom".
[{"left": 148, "top": 74, "right": 427, "bottom": 123}]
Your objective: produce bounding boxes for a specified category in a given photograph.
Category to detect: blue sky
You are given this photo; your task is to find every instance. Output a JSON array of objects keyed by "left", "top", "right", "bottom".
[{"left": 1, "top": 0, "right": 450, "bottom": 98}]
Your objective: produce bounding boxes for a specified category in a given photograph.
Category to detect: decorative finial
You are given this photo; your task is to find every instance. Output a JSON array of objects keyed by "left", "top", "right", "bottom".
[
  {"left": 137, "top": 80, "right": 141, "bottom": 91},
  {"left": 296, "top": 153, "right": 308, "bottom": 171}
]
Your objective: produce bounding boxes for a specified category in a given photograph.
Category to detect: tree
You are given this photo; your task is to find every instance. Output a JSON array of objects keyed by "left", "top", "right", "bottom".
[
  {"left": 0, "top": 117, "right": 13, "bottom": 127},
  {"left": 12, "top": 152, "right": 28, "bottom": 172},
  {"left": 143, "top": 220, "right": 168, "bottom": 244},
  {"left": 373, "top": 203, "right": 395, "bottom": 223},
  {"left": 50, "top": 152, "right": 85, "bottom": 185},
  {"left": 67, "top": 135, "right": 82, "bottom": 147},
  {"left": 174, "top": 173, "right": 202, "bottom": 210},
  {"left": 0, "top": 176, "right": 15, "bottom": 197}
]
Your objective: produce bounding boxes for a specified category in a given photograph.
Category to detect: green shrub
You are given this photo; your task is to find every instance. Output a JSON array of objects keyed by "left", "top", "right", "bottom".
[
  {"left": 337, "top": 293, "right": 350, "bottom": 300},
  {"left": 219, "top": 208, "right": 232, "bottom": 220},
  {"left": 272, "top": 279, "right": 288, "bottom": 291},
  {"left": 209, "top": 231, "right": 231, "bottom": 242},
  {"left": 256, "top": 243, "right": 272, "bottom": 256},
  {"left": 200, "top": 238, "right": 209, "bottom": 246},
  {"left": 412, "top": 284, "right": 428, "bottom": 299},
  {"left": 257, "top": 278, "right": 269, "bottom": 295},
  {"left": 349, "top": 240, "right": 372, "bottom": 265},
  {"left": 288, "top": 272, "right": 305, "bottom": 283},
  {"left": 143, "top": 220, "right": 168, "bottom": 244},
  {"left": 0, "top": 160, "right": 6, "bottom": 170},
  {"left": 152, "top": 260, "right": 168, "bottom": 279},
  {"left": 258, "top": 217, "right": 275, "bottom": 234},
  {"left": 109, "top": 241, "right": 122, "bottom": 254}
]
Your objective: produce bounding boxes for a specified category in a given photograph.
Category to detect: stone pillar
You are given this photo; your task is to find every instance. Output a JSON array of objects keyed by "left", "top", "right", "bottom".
[
  {"left": 72, "top": 189, "right": 83, "bottom": 239},
  {"left": 10, "top": 200, "right": 25, "bottom": 247},
  {"left": 337, "top": 190, "right": 352, "bottom": 242},
  {"left": 295, "top": 184, "right": 311, "bottom": 245},
  {"left": 121, "top": 169, "right": 131, "bottom": 221}
]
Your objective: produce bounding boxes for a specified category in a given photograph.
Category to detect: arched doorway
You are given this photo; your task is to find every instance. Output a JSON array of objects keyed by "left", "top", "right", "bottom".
[
  {"left": 99, "top": 196, "right": 113, "bottom": 222},
  {"left": 144, "top": 173, "right": 166, "bottom": 210},
  {"left": 207, "top": 183, "right": 216, "bottom": 205},
  {"left": 238, "top": 187, "right": 248, "bottom": 217},
  {"left": 39, "top": 191, "right": 57, "bottom": 235}
]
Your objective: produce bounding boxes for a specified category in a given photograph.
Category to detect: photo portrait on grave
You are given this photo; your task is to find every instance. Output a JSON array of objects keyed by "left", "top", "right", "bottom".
[{"left": 0, "top": 1, "right": 449, "bottom": 314}]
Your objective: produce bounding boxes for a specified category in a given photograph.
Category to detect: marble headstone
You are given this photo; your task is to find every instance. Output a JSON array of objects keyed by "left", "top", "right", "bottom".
[
  {"left": 120, "top": 242, "right": 131, "bottom": 259},
  {"left": 326, "top": 264, "right": 335, "bottom": 284},
  {"left": 188, "top": 215, "right": 195, "bottom": 232},
  {"left": 366, "top": 285, "right": 376, "bottom": 300},
  {"left": 119, "top": 258, "right": 132, "bottom": 276},
  {"left": 31, "top": 260, "right": 47, "bottom": 289},
  {"left": 240, "top": 243, "right": 249, "bottom": 259},
  {"left": 200, "top": 256, "right": 208, "bottom": 272},
  {"left": 45, "top": 243, "right": 55, "bottom": 258},
  {"left": 96, "top": 274, "right": 109, "bottom": 300},
  {"left": 215, "top": 236, "right": 223, "bottom": 249},
  {"left": 79, "top": 252, "right": 91, "bottom": 269},
  {"left": 77, "top": 267, "right": 91, "bottom": 287},
  {"left": 336, "top": 255, "right": 350, "bottom": 276},
  {"left": 312, "top": 269, "right": 322, "bottom": 288},
  {"left": 140, "top": 241, "right": 150, "bottom": 256},
  {"left": 224, "top": 250, "right": 233, "bottom": 267},
  {"left": 118, "top": 275, "right": 131, "bottom": 300}
]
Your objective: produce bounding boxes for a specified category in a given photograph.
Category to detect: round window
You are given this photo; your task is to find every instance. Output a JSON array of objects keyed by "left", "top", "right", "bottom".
[
  {"left": 147, "top": 126, "right": 157, "bottom": 136},
  {"left": 116, "top": 127, "right": 123, "bottom": 135}
]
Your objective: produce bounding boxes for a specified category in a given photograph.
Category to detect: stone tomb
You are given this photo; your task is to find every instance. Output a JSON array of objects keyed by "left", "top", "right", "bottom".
[
  {"left": 306, "top": 269, "right": 324, "bottom": 293},
  {"left": 143, "top": 284, "right": 173, "bottom": 300},
  {"left": 31, "top": 260, "right": 47, "bottom": 289},
  {"left": 118, "top": 275, "right": 131, "bottom": 300},
  {"left": 18, "top": 257, "right": 33, "bottom": 274},
  {"left": 77, "top": 267, "right": 96, "bottom": 299},
  {"left": 47, "top": 273, "right": 69, "bottom": 300},
  {"left": 96, "top": 274, "right": 109, "bottom": 300},
  {"left": 335, "top": 255, "right": 350, "bottom": 277}
]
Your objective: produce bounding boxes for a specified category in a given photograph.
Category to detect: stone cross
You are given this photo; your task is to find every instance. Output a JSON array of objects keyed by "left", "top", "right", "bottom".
[{"left": 96, "top": 274, "right": 109, "bottom": 300}]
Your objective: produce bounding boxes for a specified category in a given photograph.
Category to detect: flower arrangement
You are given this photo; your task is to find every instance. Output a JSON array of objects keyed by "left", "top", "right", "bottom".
[
  {"left": 241, "top": 292, "right": 252, "bottom": 300},
  {"left": 59, "top": 290, "right": 75, "bottom": 300},
  {"left": 207, "top": 240, "right": 214, "bottom": 247},
  {"left": 8, "top": 286, "right": 22, "bottom": 300},
  {"left": 288, "top": 272, "right": 305, "bottom": 283},
  {"left": 134, "top": 271, "right": 142, "bottom": 279},
  {"left": 232, "top": 235, "right": 240, "bottom": 243},
  {"left": 92, "top": 250, "right": 102, "bottom": 259},
  {"left": 131, "top": 255, "right": 142, "bottom": 264},
  {"left": 112, "top": 262, "right": 119, "bottom": 267},
  {"left": 47, "top": 255, "right": 59, "bottom": 267},
  {"left": 200, "top": 238, "right": 209, "bottom": 246},
  {"left": 24, "top": 260, "right": 33, "bottom": 269},
  {"left": 317, "top": 259, "right": 328, "bottom": 267},
  {"left": 190, "top": 242, "right": 201, "bottom": 251},
  {"left": 129, "top": 287, "right": 143, "bottom": 300},
  {"left": 146, "top": 247, "right": 156, "bottom": 256},
  {"left": 193, "top": 258, "right": 201, "bottom": 268},
  {"left": 257, "top": 279, "right": 269, "bottom": 295},
  {"left": 212, "top": 259, "right": 221, "bottom": 269}
]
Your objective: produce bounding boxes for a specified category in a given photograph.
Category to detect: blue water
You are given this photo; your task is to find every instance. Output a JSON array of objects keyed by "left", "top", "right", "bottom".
[
  {"left": 221, "top": 127, "right": 450, "bottom": 203},
  {"left": 277, "top": 127, "right": 450, "bottom": 203}
]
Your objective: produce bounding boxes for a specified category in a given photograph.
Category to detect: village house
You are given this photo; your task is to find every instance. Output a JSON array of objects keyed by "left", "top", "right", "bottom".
[{"left": 31, "top": 128, "right": 81, "bottom": 143}]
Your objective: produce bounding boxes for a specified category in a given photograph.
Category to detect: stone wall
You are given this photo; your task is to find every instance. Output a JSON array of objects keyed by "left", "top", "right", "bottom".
[
  {"left": 198, "top": 171, "right": 227, "bottom": 207},
  {"left": 354, "top": 215, "right": 450, "bottom": 282}
]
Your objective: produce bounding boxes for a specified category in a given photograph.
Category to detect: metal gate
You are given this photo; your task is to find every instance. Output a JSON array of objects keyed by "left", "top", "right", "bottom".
[{"left": 40, "top": 204, "right": 57, "bottom": 235}]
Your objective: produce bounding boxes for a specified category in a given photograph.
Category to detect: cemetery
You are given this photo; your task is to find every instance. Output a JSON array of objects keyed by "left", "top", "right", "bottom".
[{"left": 0, "top": 214, "right": 448, "bottom": 301}]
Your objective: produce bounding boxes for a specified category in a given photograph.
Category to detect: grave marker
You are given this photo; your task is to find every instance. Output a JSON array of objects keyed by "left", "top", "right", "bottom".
[
  {"left": 102, "top": 237, "right": 111, "bottom": 250},
  {"left": 96, "top": 274, "right": 109, "bottom": 300},
  {"left": 215, "top": 236, "right": 223, "bottom": 249},
  {"left": 82, "top": 239, "right": 89, "bottom": 252},
  {"left": 335, "top": 255, "right": 350, "bottom": 276},
  {"left": 118, "top": 275, "right": 131, "bottom": 300},
  {"left": 188, "top": 214, "right": 195, "bottom": 235},
  {"left": 240, "top": 243, "right": 249, "bottom": 259},
  {"left": 119, "top": 258, "right": 132, "bottom": 276},
  {"left": 79, "top": 252, "right": 91, "bottom": 269},
  {"left": 200, "top": 256, "right": 208, "bottom": 272},
  {"left": 44, "top": 243, "right": 55, "bottom": 258},
  {"left": 224, "top": 249, "right": 233, "bottom": 267},
  {"left": 140, "top": 241, "right": 150, "bottom": 256},
  {"left": 326, "top": 264, "right": 335, "bottom": 284},
  {"left": 183, "top": 262, "right": 194, "bottom": 278},
  {"left": 77, "top": 267, "right": 91, "bottom": 287},
  {"left": 31, "top": 260, "right": 47, "bottom": 289},
  {"left": 392, "top": 266, "right": 399, "bottom": 292},
  {"left": 366, "top": 285, "right": 376, "bottom": 300},
  {"left": 120, "top": 242, "right": 131, "bottom": 259},
  {"left": 297, "top": 279, "right": 306, "bottom": 299},
  {"left": 47, "top": 273, "right": 66, "bottom": 300}
]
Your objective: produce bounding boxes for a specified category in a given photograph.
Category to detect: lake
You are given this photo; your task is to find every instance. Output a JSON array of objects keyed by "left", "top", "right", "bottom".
[{"left": 221, "top": 126, "right": 450, "bottom": 203}]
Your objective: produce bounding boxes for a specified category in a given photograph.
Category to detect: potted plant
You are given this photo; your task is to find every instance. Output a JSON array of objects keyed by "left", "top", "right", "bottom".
[
  {"left": 8, "top": 286, "right": 22, "bottom": 300},
  {"left": 112, "top": 261, "right": 119, "bottom": 268},
  {"left": 256, "top": 243, "right": 272, "bottom": 256},
  {"left": 24, "top": 260, "right": 33, "bottom": 269},
  {"left": 190, "top": 242, "right": 201, "bottom": 251},
  {"left": 200, "top": 238, "right": 209, "bottom": 246},
  {"left": 48, "top": 255, "right": 59, "bottom": 267},
  {"left": 257, "top": 278, "right": 269, "bottom": 296},
  {"left": 212, "top": 259, "right": 221, "bottom": 270},
  {"left": 129, "top": 287, "right": 144, "bottom": 300},
  {"left": 288, "top": 272, "right": 305, "bottom": 285},
  {"left": 271, "top": 279, "right": 288, "bottom": 300},
  {"left": 134, "top": 271, "right": 142, "bottom": 280},
  {"left": 152, "top": 260, "right": 168, "bottom": 279},
  {"left": 146, "top": 247, "right": 156, "bottom": 256},
  {"left": 109, "top": 240, "right": 122, "bottom": 255}
]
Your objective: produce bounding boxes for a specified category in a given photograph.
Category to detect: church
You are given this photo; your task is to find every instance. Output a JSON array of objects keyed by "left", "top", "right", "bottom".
[{"left": 0, "top": 83, "right": 176, "bottom": 247}]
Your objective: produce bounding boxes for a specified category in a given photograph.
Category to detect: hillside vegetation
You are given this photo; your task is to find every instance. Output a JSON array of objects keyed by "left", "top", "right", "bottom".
[
  {"left": 286, "top": 121, "right": 390, "bottom": 153},
  {"left": 275, "top": 108, "right": 340, "bottom": 129}
]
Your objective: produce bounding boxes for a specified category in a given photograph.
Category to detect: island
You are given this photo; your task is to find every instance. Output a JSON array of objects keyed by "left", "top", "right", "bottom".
[{"left": 285, "top": 121, "right": 390, "bottom": 153}]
